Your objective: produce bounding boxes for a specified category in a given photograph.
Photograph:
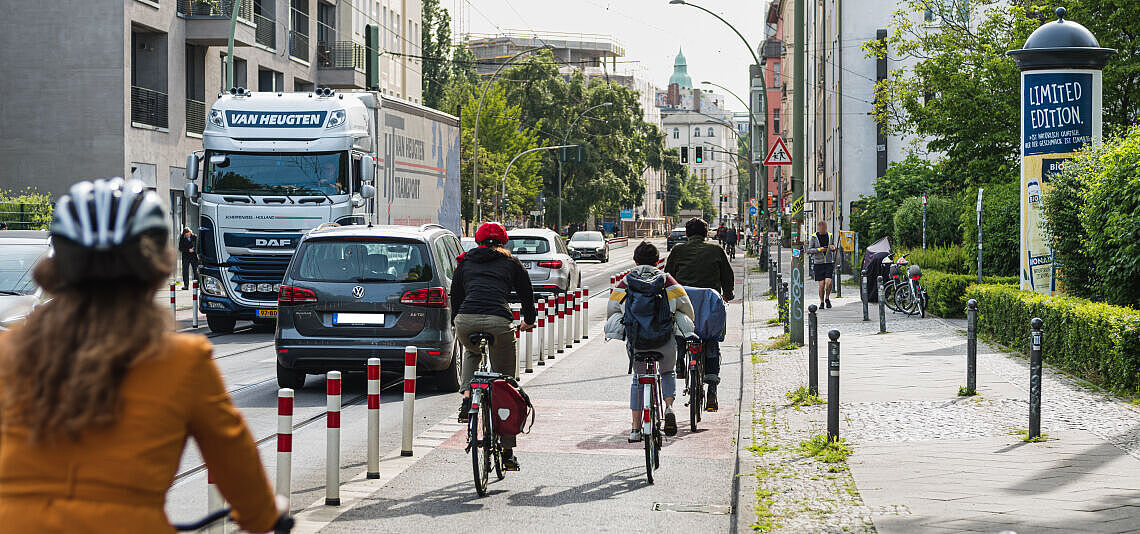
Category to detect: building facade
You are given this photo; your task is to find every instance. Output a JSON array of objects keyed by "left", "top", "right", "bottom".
[{"left": 0, "top": 0, "right": 422, "bottom": 235}]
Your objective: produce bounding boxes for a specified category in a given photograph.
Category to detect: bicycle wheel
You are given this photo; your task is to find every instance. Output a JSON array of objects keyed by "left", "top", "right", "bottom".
[
  {"left": 480, "top": 402, "right": 494, "bottom": 484},
  {"left": 490, "top": 421, "right": 503, "bottom": 480},
  {"left": 689, "top": 366, "right": 701, "bottom": 433},
  {"left": 644, "top": 412, "right": 656, "bottom": 484},
  {"left": 652, "top": 414, "right": 662, "bottom": 470},
  {"left": 894, "top": 284, "right": 919, "bottom": 316},
  {"left": 470, "top": 402, "right": 489, "bottom": 496}
]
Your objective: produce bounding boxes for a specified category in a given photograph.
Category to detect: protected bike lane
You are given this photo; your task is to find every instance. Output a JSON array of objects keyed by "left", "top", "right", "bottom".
[{"left": 296, "top": 257, "right": 747, "bottom": 533}]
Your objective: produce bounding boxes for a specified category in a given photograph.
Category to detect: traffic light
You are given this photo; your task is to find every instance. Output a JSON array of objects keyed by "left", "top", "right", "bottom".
[
  {"left": 680, "top": 146, "right": 688, "bottom": 163},
  {"left": 695, "top": 146, "right": 703, "bottom": 163}
]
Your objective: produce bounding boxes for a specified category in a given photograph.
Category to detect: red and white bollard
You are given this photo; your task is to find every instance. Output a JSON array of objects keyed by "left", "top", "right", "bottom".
[
  {"left": 277, "top": 388, "right": 293, "bottom": 499},
  {"left": 565, "top": 291, "right": 576, "bottom": 346},
  {"left": 325, "top": 371, "right": 342, "bottom": 506},
  {"left": 572, "top": 289, "right": 583, "bottom": 343},
  {"left": 367, "top": 358, "right": 381, "bottom": 479},
  {"left": 401, "top": 346, "right": 417, "bottom": 457},
  {"left": 191, "top": 280, "right": 199, "bottom": 329},
  {"left": 207, "top": 471, "right": 225, "bottom": 534},
  {"left": 556, "top": 293, "right": 567, "bottom": 354},
  {"left": 535, "top": 300, "right": 546, "bottom": 368},
  {"left": 524, "top": 307, "right": 534, "bottom": 373},
  {"left": 169, "top": 281, "right": 176, "bottom": 321},
  {"left": 511, "top": 303, "right": 522, "bottom": 365},
  {"left": 546, "top": 296, "right": 557, "bottom": 359},
  {"left": 581, "top": 287, "right": 590, "bottom": 340}
]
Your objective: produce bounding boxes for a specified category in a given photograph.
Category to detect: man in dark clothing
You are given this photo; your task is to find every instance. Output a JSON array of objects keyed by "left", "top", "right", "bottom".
[
  {"left": 724, "top": 227, "right": 739, "bottom": 257},
  {"left": 178, "top": 227, "right": 199, "bottom": 288},
  {"left": 715, "top": 224, "right": 727, "bottom": 246},
  {"left": 450, "top": 222, "right": 534, "bottom": 470},
  {"left": 664, "top": 217, "right": 734, "bottom": 411}
]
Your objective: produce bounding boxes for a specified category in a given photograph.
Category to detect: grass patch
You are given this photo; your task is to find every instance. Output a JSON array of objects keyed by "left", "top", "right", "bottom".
[
  {"left": 799, "top": 434, "right": 853, "bottom": 465},
  {"left": 746, "top": 443, "right": 780, "bottom": 456},
  {"left": 1012, "top": 429, "right": 1050, "bottom": 442},
  {"left": 786, "top": 386, "right": 825, "bottom": 407},
  {"left": 767, "top": 333, "right": 801, "bottom": 350},
  {"left": 958, "top": 386, "right": 977, "bottom": 396},
  {"left": 765, "top": 317, "right": 781, "bottom": 325}
]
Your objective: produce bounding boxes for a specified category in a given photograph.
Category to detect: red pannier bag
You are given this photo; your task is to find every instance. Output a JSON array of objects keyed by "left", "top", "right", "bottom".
[{"left": 490, "top": 379, "right": 535, "bottom": 436}]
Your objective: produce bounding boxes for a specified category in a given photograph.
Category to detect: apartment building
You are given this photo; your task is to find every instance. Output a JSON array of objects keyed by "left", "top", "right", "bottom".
[{"left": 0, "top": 0, "right": 422, "bottom": 235}]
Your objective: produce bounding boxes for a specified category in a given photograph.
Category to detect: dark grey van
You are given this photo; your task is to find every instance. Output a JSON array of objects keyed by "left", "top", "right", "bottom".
[{"left": 274, "top": 223, "right": 463, "bottom": 391}]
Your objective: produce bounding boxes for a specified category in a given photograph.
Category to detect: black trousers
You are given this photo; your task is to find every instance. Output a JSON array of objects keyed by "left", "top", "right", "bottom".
[{"left": 181, "top": 254, "right": 199, "bottom": 287}]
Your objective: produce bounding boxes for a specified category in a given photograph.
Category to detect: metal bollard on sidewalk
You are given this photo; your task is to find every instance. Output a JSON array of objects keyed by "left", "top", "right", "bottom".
[
  {"left": 965, "top": 299, "right": 978, "bottom": 395},
  {"left": 367, "top": 358, "right": 381, "bottom": 479},
  {"left": 1029, "top": 318, "right": 1044, "bottom": 440},
  {"left": 535, "top": 300, "right": 546, "bottom": 367},
  {"left": 546, "top": 296, "right": 557, "bottom": 359},
  {"left": 827, "top": 330, "right": 841, "bottom": 442},
  {"left": 325, "top": 371, "right": 342, "bottom": 506},
  {"left": 566, "top": 291, "right": 576, "bottom": 345},
  {"left": 860, "top": 269, "right": 869, "bottom": 322},
  {"left": 277, "top": 388, "right": 294, "bottom": 498},
  {"left": 780, "top": 281, "right": 790, "bottom": 334},
  {"left": 877, "top": 276, "right": 886, "bottom": 334},
  {"left": 581, "top": 288, "right": 590, "bottom": 340},
  {"left": 170, "top": 281, "right": 176, "bottom": 320},
  {"left": 401, "top": 346, "right": 417, "bottom": 456},
  {"left": 769, "top": 260, "right": 776, "bottom": 293},
  {"left": 511, "top": 303, "right": 522, "bottom": 364},
  {"left": 808, "top": 304, "right": 819, "bottom": 396},
  {"left": 557, "top": 293, "right": 567, "bottom": 354},
  {"left": 524, "top": 310, "right": 534, "bottom": 373},
  {"left": 573, "top": 289, "right": 582, "bottom": 343},
  {"left": 192, "top": 280, "right": 199, "bottom": 329}
]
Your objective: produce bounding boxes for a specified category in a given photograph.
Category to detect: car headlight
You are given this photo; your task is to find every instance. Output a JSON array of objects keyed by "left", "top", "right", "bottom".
[
  {"left": 201, "top": 275, "right": 226, "bottom": 297},
  {"left": 326, "top": 109, "right": 347, "bottom": 128},
  {"left": 209, "top": 109, "right": 225, "bottom": 128}
]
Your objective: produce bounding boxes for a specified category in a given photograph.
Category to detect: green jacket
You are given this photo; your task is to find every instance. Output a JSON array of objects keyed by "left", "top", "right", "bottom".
[{"left": 665, "top": 236, "right": 735, "bottom": 300}]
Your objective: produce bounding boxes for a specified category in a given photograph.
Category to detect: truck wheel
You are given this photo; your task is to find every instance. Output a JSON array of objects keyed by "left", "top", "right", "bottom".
[
  {"left": 277, "top": 361, "right": 307, "bottom": 390},
  {"left": 435, "top": 342, "right": 462, "bottom": 392},
  {"left": 207, "top": 314, "right": 236, "bottom": 334}
]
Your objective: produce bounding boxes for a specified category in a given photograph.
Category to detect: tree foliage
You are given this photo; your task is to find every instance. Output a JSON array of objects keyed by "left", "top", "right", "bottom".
[
  {"left": 421, "top": 0, "right": 477, "bottom": 110},
  {"left": 1063, "top": 0, "right": 1140, "bottom": 134},
  {"left": 850, "top": 155, "right": 940, "bottom": 245}
]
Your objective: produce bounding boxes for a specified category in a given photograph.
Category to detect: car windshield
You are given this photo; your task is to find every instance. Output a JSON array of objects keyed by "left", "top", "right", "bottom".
[
  {"left": 570, "top": 232, "right": 603, "bottom": 243},
  {"left": 293, "top": 239, "right": 433, "bottom": 283},
  {"left": 670, "top": 230, "right": 686, "bottom": 238},
  {"left": 507, "top": 236, "right": 550, "bottom": 255},
  {"left": 0, "top": 243, "right": 49, "bottom": 295},
  {"left": 204, "top": 151, "right": 348, "bottom": 195}
]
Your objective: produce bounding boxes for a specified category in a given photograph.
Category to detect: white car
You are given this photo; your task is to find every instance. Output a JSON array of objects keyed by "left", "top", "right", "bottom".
[
  {"left": 460, "top": 236, "right": 477, "bottom": 251},
  {"left": 506, "top": 228, "right": 580, "bottom": 299},
  {"left": 0, "top": 230, "right": 51, "bottom": 331},
  {"left": 568, "top": 231, "right": 609, "bottom": 262}
]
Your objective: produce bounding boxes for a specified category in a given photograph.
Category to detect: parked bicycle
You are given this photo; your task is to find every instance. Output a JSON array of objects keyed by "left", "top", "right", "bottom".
[
  {"left": 876, "top": 253, "right": 926, "bottom": 317},
  {"left": 683, "top": 338, "right": 704, "bottom": 433},
  {"left": 634, "top": 351, "right": 665, "bottom": 484}
]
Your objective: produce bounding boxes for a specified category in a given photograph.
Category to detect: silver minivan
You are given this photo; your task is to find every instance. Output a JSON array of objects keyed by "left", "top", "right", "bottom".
[{"left": 506, "top": 228, "right": 579, "bottom": 299}]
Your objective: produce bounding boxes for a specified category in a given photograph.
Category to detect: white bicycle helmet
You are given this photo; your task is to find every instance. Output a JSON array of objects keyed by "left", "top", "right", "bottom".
[{"left": 51, "top": 178, "right": 168, "bottom": 249}]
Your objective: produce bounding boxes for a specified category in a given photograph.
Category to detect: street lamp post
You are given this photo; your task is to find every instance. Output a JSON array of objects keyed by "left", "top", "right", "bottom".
[
  {"left": 558, "top": 101, "right": 612, "bottom": 233},
  {"left": 472, "top": 45, "right": 551, "bottom": 224},
  {"left": 501, "top": 144, "right": 580, "bottom": 220},
  {"left": 701, "top": 80, "right": 762, "bottom": 232}
]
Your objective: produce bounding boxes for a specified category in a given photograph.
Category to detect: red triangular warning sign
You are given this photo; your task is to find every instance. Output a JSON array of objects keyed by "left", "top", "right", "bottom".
[{"left": 764, "top": 137, "right": 792, "bottom": 166}]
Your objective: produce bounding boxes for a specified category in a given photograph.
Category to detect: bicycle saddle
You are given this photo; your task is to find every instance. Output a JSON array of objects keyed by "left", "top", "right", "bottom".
[
  {"left": 633, "top": 351, "right": 665, "bottom": 362},
  {"left": 468, "top": 332, "right": 495, "bottom": 347}
]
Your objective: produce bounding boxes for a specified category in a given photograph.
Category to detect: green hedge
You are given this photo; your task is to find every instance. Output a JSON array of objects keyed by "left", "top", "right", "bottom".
[
  {"left": 899, "top": 245, "right": 973, "bottom": 275},
  {"left": 965, "top": 284, "right": 1140, "bottom": 396},
  {"left": 923, "top": 270, "right": 1018, "bottom": 318}
]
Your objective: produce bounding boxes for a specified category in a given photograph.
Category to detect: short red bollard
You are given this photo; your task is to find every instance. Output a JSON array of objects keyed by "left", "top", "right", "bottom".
[
  {"left": 367, "top": 358, "right": 380, "bottom": 479},
  {"left": 325, "top": 371, "right": 342, "bottom": 506},
  {"left": 276, "top": 388, "right": 293, "bottom": 498},
  {"left": 401, "top": 346, "right": 417, "bottom": 456}
]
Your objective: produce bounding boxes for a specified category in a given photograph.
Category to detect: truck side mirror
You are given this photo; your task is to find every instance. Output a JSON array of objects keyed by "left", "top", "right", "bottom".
[
  {"left": 186, "top": 153, "right": 199, "bottom": 182},
  {"left": 360, "top": 155, "right": 375, "bottom": 183},
  {"left": 360, "top": 184, "right": 376, "bottom": 199},
  {"left": 184, "top": 182, "right": 200, "bottom": 206}
]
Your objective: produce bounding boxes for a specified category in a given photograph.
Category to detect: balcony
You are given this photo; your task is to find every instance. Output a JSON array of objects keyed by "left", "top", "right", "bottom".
[
  {"left": 186, "top": 98, "right": 205, "bottom": 135},
  {"left": 178, "top": 0, "right": 256, "bottom": 47},
  {"left": 289, "top": 31, "right": 309, "bottom": 62},
  {"left": 762, "top": 39, "right": 782, "bottom": 59},
  {"left": 131, "top": 86, "right": 168, "bottom": 129},
  {"left": 254, "top": 13, "right": 275, "bottom": 49},
  {"left": 316, "top": 41, "right": 367, "bottom": 88}
]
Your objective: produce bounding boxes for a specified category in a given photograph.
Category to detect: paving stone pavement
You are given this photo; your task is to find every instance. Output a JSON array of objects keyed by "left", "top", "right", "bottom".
[{"left": 745, "top": 259, "right": 1140, "bottom": 534}]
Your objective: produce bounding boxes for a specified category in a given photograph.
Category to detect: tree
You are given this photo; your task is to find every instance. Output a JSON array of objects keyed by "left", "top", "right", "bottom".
[
  {"left": 1064, "top": 0, "right": 1140, "bottom": 134},
  {"left": 850, "top": 154, "right": 940, "bottom": 245},
  {"left": 420, "top": 0, "right": 451, "bottom": 110}
]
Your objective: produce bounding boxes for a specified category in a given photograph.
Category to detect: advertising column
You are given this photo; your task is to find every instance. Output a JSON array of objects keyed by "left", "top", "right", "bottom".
[{"left": 1008, "top": 8, "right": 1114, "bottom": 295}]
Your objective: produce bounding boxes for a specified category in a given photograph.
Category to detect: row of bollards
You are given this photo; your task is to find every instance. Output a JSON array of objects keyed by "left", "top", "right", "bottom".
[
  {"left": 170, "top": 280, "right": 201, "bottom": 328},
  {"left": 959, "top": 301, "right": 1044, "bottom": 440},
  {"left": 805, "top": 308, "right": 842, "bottom": 442}
]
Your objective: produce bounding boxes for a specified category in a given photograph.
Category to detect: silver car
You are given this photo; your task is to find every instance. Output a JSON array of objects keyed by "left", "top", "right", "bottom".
[
  {"left": 0, "top": 230, "right": 51, "bottom": 331},
  {"left": 568, "top": 231, "right": 609, "bottom": 262},
  {"left": 506, "top": 228, "right": 579, "bottom": 299}
]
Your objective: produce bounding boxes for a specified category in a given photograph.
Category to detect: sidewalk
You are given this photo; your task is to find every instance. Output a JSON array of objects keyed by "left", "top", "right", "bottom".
[{"left": 738, "top": 258, "right": 1140, "bottom": 533}]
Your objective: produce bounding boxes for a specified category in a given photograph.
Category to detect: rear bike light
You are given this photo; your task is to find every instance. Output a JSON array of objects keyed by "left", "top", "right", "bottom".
[
  {"left": 536, "top": 259, "right": 563, "bottom": 269},
  {"left": 400, "top": 287, "right": 447, "bottom": 307},
  {"left": 279, "top": 285, "right": 317, "bottom": 305}
]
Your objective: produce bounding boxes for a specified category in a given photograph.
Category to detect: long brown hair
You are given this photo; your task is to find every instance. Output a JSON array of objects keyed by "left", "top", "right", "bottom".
[{"left": 1, "top": 232, "right": 174, "bottom": 442}]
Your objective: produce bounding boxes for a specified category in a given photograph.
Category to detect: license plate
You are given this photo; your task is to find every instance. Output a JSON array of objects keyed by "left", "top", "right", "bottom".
[
  {"left": 256, "top": 309, "right": 278, "bottom": 318},
  {"left": 333, "top": 313, "right": 385, "bottom": 325}
]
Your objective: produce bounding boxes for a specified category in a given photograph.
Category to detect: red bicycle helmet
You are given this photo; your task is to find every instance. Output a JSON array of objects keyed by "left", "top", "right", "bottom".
[{"left": 474, "top": 222, "right": 509, "bottom": 246}]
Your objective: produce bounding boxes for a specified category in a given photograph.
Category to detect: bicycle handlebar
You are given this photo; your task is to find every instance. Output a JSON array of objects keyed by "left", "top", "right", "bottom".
[{"left": 172, "top": 509, "right": 294, "bottom": 533}]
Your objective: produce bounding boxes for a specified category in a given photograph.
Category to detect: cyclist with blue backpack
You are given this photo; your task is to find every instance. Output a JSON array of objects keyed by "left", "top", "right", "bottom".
[{"left": 606, "top": 242, "right": 695, "bottom": 442}]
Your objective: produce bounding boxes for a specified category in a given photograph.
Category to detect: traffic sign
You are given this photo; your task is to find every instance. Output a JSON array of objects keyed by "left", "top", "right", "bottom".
[
  {"left": 620, "top": 209, "right": 634, "bottom": 221},
  {"left": 763, "top": 137, "right": 792, "bottom": 166},
  {"left": 748, "top": 206, "right": 758, "bottom": 215},
  {"left": 922, "top": 193, "right": 928, "bottom": 206},
  {"left": 750, "top": 197, "right": 758, "bottom": 207}
]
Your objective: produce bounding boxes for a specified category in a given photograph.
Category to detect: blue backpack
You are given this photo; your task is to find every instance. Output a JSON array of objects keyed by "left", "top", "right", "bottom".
[{"left": 622, "top": 272, "right": 673, "bottom": 350}]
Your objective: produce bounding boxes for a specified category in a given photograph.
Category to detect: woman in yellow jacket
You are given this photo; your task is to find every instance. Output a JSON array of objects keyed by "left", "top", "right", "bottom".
[{"left": 0, "top": 179, "right": 285, "bottom": 533}]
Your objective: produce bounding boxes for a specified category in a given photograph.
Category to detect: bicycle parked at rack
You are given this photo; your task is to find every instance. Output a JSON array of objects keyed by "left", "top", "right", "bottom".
[
  {"left": 465, "top": 326, "right": 519, "bottom": 497},
  {"left": 634, "top": 351, "right": 666, "bottom": 484},
  {"left": 173, "top": 508, "right": 293, "bottom": 533},
  {"left": 876, "top": 253, "right": 927, "bottom": 317},
  {"left": 683, "top": 338, "right": 704, "bottom": 433}
]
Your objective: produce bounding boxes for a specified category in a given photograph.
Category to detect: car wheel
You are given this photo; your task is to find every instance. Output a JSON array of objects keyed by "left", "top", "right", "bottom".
[
  {"left": 276, "top": 361, "right": 307, "bottom": 390},
  {"left": 435, "top": 341, "right": 463, "bottom": 392},
  {"left": 206, "top": 314, "right": 236, "bottom": 334}
]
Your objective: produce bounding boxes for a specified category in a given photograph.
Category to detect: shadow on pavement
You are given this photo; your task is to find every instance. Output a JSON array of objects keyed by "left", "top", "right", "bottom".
[{"left": 505, "top": 466, "right": 647, "bottom": 507}]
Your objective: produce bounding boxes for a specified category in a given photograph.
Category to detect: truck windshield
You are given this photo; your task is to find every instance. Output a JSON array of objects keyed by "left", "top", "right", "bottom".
[{"left": 204, "top": 151, "right": 348, "bottom": 195}]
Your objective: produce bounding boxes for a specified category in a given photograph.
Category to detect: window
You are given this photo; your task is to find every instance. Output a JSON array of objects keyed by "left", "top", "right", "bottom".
[
  {"left": 432, "top": 238, "right": 455, "bottom": 279},
  {"left": 506, "top": 236, "right": 550, "bottom": 255},
  {"left": 774, "top": 62, "right": 781, "bottom": 85},
  {"left": 293, "top": 239, "right": 434, "bottom": 283},
  {"left": 673, "top": 127, "right": 679, "bottom": 139},
  {"left": 707, "top": 127, "right": 714, "bottom": 137},
  {"left": 258, "top": 67, "right": 284, "bottom": 91},
  {"left": 694, "top": 128, "right": 701, "bottom": 137},
  {"left": 773, "top": 109, "right": 780, "bottom": 133},
  {"left": 219, "top": 54, "right": 247, "bottom": 91},
  {"left": 924, "top": 5, "right": 934, "bottom": 22}
]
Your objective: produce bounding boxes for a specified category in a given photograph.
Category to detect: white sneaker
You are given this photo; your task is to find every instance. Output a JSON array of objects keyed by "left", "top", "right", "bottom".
[{"left": 628, "top": 429, "right": 642, "bottom": 443}]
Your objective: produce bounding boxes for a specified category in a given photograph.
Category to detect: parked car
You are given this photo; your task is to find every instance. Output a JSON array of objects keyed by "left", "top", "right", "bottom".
[
  {"left": 460, "top": 236, "right": 477, "bottom": 252},
  {"left": 567, "top": 231, "right": 609, "bottom": 262},
  {"left": 667, "top": 227, "right": 687, "bottom": 251},
  {"left": 0, "top": 230, "right": 51, "bottom": 331},
  {"left": 506, "top": 228, "right": 579, "bottom": 299},
  {"left": 274, "top": 223, "right": 464, "bottom": 391}
]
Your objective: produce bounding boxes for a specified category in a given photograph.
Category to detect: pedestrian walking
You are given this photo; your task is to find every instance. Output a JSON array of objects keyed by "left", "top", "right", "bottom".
[
  {"left": 807, "top": 221, "right": 838, "bottom": 309},
  {"left": 178, "top": 227, "right": 199, "bottom": 288}
]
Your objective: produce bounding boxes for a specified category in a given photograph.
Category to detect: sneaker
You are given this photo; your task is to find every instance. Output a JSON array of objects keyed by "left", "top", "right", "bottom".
[
  {"left": 826, "top": 299, "right": 833, "bottom": 309},
  {"left": 502, "top": 450, "right": 520, "bottom": 471},
  {"left": 820, "top": 301, "right": 826, "bottom": 310},
  {"left": 705, "top": 390, "right": 719, "bottom": 412},
  {"left": 457, "top": 397, "right": 471, "bottom": 423},
  {"left": 628, "top": 429, "right": 643, "bottom": 443},
  {"left": 664, "top": 409, "right": 678, "bottom": 437}
]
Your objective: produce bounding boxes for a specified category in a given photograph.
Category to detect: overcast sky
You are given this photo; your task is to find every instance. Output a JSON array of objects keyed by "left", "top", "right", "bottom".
[{"left": 455, "top": 0, "right": 771, "bottom": 112}]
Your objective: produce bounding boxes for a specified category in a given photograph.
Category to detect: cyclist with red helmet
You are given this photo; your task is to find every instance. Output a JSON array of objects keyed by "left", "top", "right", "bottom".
[{"left": 450, "top": 222, "right": 535, "bottom": 471}]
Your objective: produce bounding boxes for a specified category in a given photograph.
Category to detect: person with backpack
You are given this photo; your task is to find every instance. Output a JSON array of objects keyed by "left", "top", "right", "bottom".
[{"left": 606, "top": 242, "right": 695, "bottom": 442}]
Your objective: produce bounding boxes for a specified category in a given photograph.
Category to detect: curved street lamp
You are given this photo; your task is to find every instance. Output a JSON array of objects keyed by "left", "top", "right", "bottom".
[
  {"left": 558, "top": 101, "right": 612, "bottom": 232},
  {"left": 501, "top": 144, "right": 580, "bottom": 220},
  {"left": 472, "top": 45, "right": 552, "bottom": 223}
]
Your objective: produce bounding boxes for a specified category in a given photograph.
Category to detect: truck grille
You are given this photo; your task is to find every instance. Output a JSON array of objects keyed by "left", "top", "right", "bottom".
[{"left": 229, "top": 254, "right": 292, "bottom": 299}]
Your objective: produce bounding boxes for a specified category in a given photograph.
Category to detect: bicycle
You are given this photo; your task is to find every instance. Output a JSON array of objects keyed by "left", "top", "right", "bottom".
[
  {"left": 634, "top": 351, "right": 665, "bottom": 484},
  {"left": 465, "top": 326, "right": 520, "bottom": 497},
  {"left": 173, "top": 507, "right": 293, "bottom": 533},
  {"left": 893, "top": 263, "right": 927, "bottom": 318},
  {"left": 683, "top": 338, "right": 704, "bottom": 433}
]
